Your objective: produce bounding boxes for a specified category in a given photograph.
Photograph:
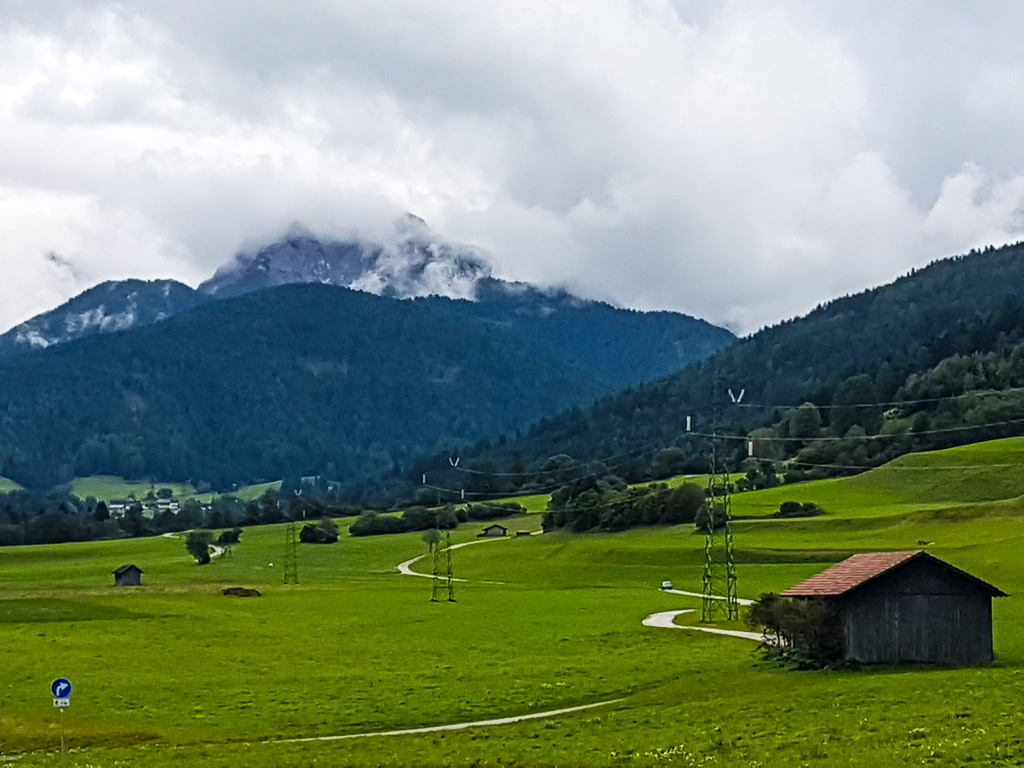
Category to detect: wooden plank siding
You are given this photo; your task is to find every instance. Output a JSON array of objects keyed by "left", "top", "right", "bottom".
[{"left": 837, "top": 557, "right": 995, "bottom": 664}]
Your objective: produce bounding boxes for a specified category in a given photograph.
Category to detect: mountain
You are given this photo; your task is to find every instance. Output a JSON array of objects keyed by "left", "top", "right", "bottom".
[
  {"left": 198, "top": 215, "right": 491, "bottom": 301},
  {"left": 0, "top": 217, "right": 731, "bottom": 390},
  {"left": 445, "top": 242, "right": 1024, "bottom": 486},
  {"left": 438, "top": 278, "right": 734, "bottom": 388},
  {"left": 0, "top": 280, "right": 209, "bottom": 357},
  {"left": 0, "top": 216, "right": 733, "bottom": 391},
  {"left": 0, "top": 282, "right": 732, "bottom": 490}
]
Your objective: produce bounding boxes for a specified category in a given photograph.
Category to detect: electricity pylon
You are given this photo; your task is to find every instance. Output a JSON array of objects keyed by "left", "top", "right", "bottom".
[
  {"left": 702, "top": 377, "right": 739, "bottom": 622},
  {"left": 283, "top": 521, "right": 299, "bottom": 585}
]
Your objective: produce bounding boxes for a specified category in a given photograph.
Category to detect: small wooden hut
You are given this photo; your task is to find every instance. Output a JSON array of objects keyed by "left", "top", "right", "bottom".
[
  {"left": 782, "top": 551, "right": 1006, "bottom": 664},
  {"left": 478, "top": 524, "right": 508, "bottom": 538},
  {"left": 112, "top": 564, "right": 144, "bottom": 587}
]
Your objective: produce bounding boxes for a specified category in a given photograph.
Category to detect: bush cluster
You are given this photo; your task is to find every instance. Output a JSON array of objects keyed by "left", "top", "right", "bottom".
[
  {"left": 349, "top": 501, "right": 526, "bottom": 537},
  {"left": 747, "top": 592, "right": 843, "bottom": 668},
  {"left": 543, "top": 478, "right": 705, "bottom": 532},
  {"left": 774, "top": 501, "right": 825, "bottom": 518}
]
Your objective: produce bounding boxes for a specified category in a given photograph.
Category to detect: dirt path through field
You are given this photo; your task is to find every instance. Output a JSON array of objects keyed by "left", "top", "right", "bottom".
[
  {"left": 272, "top": 698, "right": 623, "bottom": 744},
  {"left": 662, "top": 587, "right": 755, "bottom": 606},
  {"left": 162, "top": 530, "right": 225, "bottom": 559},
  {"left": 642, "top": 608, "right": 768, "bottom": 642},
  {"left": 396, "top": 537, "right": 510, "bottom": 581}
]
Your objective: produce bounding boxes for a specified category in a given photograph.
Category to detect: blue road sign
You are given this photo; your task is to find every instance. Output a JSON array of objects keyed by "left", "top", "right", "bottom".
[{"left": 51, "top": 678, "right": 72, "bottom": 699}]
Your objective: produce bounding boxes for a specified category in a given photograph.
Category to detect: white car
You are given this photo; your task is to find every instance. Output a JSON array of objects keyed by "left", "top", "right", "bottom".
[{"left": 660, "top": 580, "right": 673, "bottom": 590}]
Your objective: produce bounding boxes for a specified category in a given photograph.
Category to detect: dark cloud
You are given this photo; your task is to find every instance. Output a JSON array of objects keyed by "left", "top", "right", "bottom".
[{"left": 2, "top": 1, "right": 1024, "bottom": 334}]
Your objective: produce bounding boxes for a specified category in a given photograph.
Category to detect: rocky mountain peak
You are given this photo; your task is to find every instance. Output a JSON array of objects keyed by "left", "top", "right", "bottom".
[{"left": 198, "top": 215, "right": 493, "bottom": 301}]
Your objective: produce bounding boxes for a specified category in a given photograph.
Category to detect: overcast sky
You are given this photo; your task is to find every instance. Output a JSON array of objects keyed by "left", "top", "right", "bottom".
[{"left": 3, "top": 1, "right": 1024, "bottom": 335}]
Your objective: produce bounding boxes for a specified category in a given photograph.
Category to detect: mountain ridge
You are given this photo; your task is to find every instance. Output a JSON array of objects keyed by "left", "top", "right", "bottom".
[
  {"left": 0, "top": 280, "right": 734, "bottom": 489},
  {"left": 0, "top": 216, "right": 730, "bottom": 365}
]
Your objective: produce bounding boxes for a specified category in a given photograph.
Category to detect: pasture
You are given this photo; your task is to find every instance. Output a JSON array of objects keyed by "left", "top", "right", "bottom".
[
  {"left": 66, "top": 477, "right": 282, "bottom": 503},
  {"left": 3, "top": 440, "right": 1024, "bottom": 765}
]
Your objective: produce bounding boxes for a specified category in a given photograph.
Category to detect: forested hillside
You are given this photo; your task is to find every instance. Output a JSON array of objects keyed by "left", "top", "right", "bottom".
[
  {"left": 0, "top": 280, "right": 731, "bottom": 491},
  {"left": 0, "top": 285, "right": 604, "bottom": 489},
  {"left": 416, "top": 242, "right": 1024, "bottom": 497},
  {"left": 434, "top": 278, "right": 734, "bottom": 388}
]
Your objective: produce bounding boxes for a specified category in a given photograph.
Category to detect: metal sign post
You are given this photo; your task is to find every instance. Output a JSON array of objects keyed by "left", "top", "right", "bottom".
[{"left": 50, "top": 678, "right": 72, "bottom": 766}]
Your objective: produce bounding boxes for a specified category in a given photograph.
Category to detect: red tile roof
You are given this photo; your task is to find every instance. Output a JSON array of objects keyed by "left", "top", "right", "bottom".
[
  {"left": 782, "top": 550, "right": 1008, "bottom": 598},
  {"left": 781, "top": 551, "right": 922, "bottom": 597}
]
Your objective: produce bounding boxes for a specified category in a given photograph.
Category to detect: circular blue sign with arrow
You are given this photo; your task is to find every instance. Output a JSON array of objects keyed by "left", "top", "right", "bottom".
[{"left": 51, "top": 678, "right": 72, "bottom": 699}]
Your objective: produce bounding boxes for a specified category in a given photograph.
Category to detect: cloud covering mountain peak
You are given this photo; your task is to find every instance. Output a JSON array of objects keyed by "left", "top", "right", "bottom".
[{"left": 199, "top": 215, "right": 493, "bottom": 301}]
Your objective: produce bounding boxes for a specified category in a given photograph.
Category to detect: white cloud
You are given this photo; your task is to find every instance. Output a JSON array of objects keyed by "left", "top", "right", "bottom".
[{"left": 2, "top": 1, "right": 1024, "bottom": 334}]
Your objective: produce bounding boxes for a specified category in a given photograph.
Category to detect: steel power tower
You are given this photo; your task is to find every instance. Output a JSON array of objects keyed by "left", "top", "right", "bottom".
[
  {"left": 430, "top": 530, "right": 442, "bottom": 602},
  {"left": 444, "top": 527, "right": 455, "bottom": 602},
  {"left": 282, "top": 521, "right": 299, "bottom": 585},
  {"left": 701, "top": 377, "right": 739, "bottom": 622}
]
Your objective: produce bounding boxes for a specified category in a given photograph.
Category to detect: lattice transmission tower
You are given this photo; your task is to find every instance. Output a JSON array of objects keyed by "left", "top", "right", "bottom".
[
  {"left": 444, "top": 527, "right": 455, "bottom": 602},
  {"left": 701, "top": 377, "right": 739, "bottom": 622},
  {"left": 430, "top": 528, "right": 443, "bottom": 602},
  {"left": 282, "top": 520, "right": 299, "bottom": 585}
]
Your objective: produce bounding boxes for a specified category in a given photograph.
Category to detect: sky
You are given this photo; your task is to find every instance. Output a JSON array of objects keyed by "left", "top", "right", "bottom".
[{"left": 3, "top": 1, "right": 1024, "bottom": 336}]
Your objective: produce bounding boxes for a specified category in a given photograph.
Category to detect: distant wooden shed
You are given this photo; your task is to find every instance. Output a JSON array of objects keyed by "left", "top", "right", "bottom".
[
  {"left": 478, "top": 524, "right": 508, "bottom": 538},
  {"left": 112, "top": 564, "right": 144, "bottom": 587},
  {"left": 782, "top": 551, "right": 1006, "bottom": 664}
]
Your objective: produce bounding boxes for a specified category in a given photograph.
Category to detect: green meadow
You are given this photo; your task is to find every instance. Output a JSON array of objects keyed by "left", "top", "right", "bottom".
[
  {"left": 66, "top": 476, "right": 281, "bottom": 503},
  {"left": 3, "top": 439, "right": 1024, "bottom": 766}
]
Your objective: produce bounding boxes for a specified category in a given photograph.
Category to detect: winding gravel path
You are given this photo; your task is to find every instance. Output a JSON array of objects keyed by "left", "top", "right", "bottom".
[
  {"left": 274, "top": 698, "right": 623, "bottom": 744},
  {"left": 662, "top": 588, "right": 755, "bottom": 606},
  {"left": 642, "top": 608, "right": 768, "bottom": 642},
  {"left": 396, "top": 537, "right": 510, "bottom": 582}
]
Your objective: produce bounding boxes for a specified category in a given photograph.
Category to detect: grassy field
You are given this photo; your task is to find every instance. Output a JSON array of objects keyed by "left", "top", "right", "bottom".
[
  {"left": 0, "top": 476, "right": 22, "bottom": 492},
  {"left": 68, "top": 476, "right": 198, "bottom": 501},
  {"left": 64, "top": 476, "right": 281, "bottom": 503},
  {"left": 3, "top": 440, "right": 1024, "bottom": 765}
]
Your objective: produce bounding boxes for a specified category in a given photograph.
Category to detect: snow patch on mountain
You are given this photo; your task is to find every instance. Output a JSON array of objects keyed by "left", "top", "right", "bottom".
[
  {"left": 0, "top": 279, "right": 207, "bottom": 357},
  {"left": 199, "top": 214, "right": 493, "bottom": 301}
]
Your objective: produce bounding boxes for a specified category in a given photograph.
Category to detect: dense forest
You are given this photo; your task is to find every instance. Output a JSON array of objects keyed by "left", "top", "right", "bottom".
[
  {"left": 0, "top": 282, "right": 731, "bottom": 491},
  {"left": 397, "top": 242, "right": 1024, "bottom": 503}
]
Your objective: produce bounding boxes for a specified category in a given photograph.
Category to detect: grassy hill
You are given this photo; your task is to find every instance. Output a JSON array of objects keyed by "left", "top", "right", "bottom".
[
  {"left": 468, "top": 241, "right": 1024, "bottom": 487},
  {"left": 66, "top": 476, "right": 279, "bottom": 503},
  {"left": 2, "top": 439, "right": 1024, "bottom": 766},
  {"left": 728, "top": 436, "right": 1024, "bottom": 518}
]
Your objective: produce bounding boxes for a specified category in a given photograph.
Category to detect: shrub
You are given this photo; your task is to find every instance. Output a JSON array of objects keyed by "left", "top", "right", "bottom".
[
  {"left": 775, "top": 501, "right": 825, "bottom": 518},
  {"left": 747, "top": 592, "right": 843, "bottom": 668},
  {"left": 217, "top": 527, "right": 243, "bottom": 545},
  {"left": 299, "top": 517, "right": 339, "bottom": 544},
  {"left": 694, "top": 499, "right": 727, "bottom": 533},
  {"left": 185, "top": 530, "right": 214, "bottom": 565}
]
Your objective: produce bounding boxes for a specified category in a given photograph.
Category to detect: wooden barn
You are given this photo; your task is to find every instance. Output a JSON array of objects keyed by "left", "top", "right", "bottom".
[
  {"left": 782, "top": 551, "right": 1006, "bottom": 664},
  {"left": 478, "top": 524, "right": 508, "bottom": 538},
  {"left": 112, "top": 564, "right": 144, "bottom": 587}
]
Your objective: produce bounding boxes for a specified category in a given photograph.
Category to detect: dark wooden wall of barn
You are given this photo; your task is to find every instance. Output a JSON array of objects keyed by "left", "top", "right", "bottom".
[{"left": 837, "top": 557, "right": 995, "bottom": 664}]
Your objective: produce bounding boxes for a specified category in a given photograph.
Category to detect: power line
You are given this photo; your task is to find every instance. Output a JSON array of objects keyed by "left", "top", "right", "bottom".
[
  {"left": 424, "top": 446, "right": 671, "bottom": 498},
  {"left": 735, "top": 386, "right": 1024, "bottom": 411},
  {"left": 783, "top": 458, "right": 1024, "bottom": 472},
  {"left": 448, "top": 442, "right": 662, "bottom": 478},
  {"left": 687, "top": 415, "right": 1024, "bottom": 443}
]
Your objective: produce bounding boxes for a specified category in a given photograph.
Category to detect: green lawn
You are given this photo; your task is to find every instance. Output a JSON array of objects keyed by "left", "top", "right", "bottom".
[
  {"left": 69, "top": 476, "right": 198, "bottom": 502},
  {"left": 62, "top": 476, "right": 279, "bottom": 503},
  {"left": 3, "top": 440, "right": 1024, "bottom": 765},
  {"left": 0, "top": 476, "right": 22, "bottom": 493}
]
